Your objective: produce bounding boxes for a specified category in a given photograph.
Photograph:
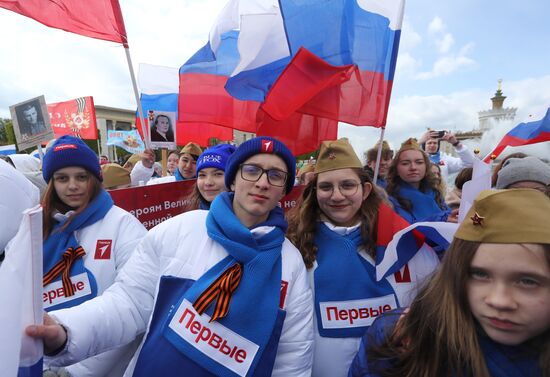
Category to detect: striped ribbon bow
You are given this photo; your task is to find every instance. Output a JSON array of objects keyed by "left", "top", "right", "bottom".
[
  {"left": 193, "top": 263, "right": 243, "bottom": 322},
  {"left": 43, "top": 246, "right": 86, "bottom": 297}
]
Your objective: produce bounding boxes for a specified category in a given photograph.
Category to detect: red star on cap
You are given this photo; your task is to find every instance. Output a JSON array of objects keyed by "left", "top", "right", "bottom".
[
  {"left": 328, "top": 152, "right": 336, "bottom": 160},
  {"left": 471, "top": 212, "right": 485, "bottom": 226}
]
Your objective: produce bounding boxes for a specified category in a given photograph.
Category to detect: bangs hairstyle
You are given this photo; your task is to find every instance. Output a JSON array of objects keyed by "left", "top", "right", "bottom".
[
  {"left": 42, "top": 172, "right": 102, "bottom": 239},
  {"left": 385, "top": 148, "right": 446, "bottom": 212},
  {"left": 287, "top": 168, "right": 383, "bottom": 269},
  {"left": 367, "top": 239, "right": 550, "bottom": 377}
]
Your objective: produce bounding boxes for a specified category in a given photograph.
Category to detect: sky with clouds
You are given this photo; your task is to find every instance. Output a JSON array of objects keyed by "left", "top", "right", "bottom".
[{"left": 1, "top": 0, "right": 549, "bottom": 158}]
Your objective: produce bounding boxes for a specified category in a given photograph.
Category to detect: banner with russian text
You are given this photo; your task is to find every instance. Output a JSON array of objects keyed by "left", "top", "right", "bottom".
[
  {"left": 109, "top": 181, "right": 304, "bottom": 230},
  {"left": 107, "top": 130, "right": 145, "bottom": 155},
  {"left": 47, "top": 96, "right": 98, "bottom": 140}
]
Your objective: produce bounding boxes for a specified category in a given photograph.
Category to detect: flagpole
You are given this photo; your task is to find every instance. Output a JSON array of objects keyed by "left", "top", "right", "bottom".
[
  {"left": 124, "top": 47, "right": 150, "bottom": 149},
  {"left": 372, "top": 127, "right": 386, "bottom": 186}
]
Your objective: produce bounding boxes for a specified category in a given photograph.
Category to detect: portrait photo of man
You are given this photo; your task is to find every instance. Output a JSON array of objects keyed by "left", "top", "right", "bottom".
[
  {"left": 10, "top": 95, "right": 54, "bottom": 150},
  {"left": 18, "top": 101, "right": 47, "bottom": 137}
]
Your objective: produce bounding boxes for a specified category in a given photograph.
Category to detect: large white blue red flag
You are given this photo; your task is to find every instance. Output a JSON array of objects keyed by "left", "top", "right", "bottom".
[
  {"left": 178, "top": 0, "right": 403, "bottom": 153},
  {"left": 0, "top": 205, "right": 43, "bottom": 377},
  {"left": 229, "top": 0, "right": 404, "bottom": 127}
]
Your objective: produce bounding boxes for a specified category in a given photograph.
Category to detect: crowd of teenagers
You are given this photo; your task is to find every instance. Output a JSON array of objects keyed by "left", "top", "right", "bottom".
[{"left": 0, "top": 130, "right": 549, "bottom": 377}]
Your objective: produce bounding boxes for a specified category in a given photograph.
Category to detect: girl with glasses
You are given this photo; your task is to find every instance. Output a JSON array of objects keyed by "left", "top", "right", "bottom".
[{"left": 287, "top": 138, "right": 445, "bottom": 377}]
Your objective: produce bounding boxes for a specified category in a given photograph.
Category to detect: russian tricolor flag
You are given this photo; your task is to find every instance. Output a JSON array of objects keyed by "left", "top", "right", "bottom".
[
  {"left": 137, "top": 63, "right": 234, "bottom": 147},
  {"left": 178, "top": 0, "right": 403, "bottom": 154},
  {"left": 228, "top": 0, "right": 404, "bottom": 127},
  {"left": 485, "top": 107, "right": 550, "bottom": 161}
]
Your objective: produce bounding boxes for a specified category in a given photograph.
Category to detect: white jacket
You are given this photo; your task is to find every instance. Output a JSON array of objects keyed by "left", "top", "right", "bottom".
[
  {"left": 309, "top": 222, "right": 440, "bottom": 377},
  {"left": 435, "top": 144, "right": 476, "bottom": 181},
  {"left": 129, "top": 161, "right": 155, "bottom": 186},
  {"left": 0, "top": 159, "right": 40, "bottom": 253},
  {"left": 46, "top": 205, "right": 147, "bottom": 377},
  {"left": 50, "top": 210, "right": 314, "bottom": 377}
]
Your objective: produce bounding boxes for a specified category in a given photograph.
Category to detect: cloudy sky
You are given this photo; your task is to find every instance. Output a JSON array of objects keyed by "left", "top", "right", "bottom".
[{"left": 1, "top": 0, "right": 549, "bottom": 158}]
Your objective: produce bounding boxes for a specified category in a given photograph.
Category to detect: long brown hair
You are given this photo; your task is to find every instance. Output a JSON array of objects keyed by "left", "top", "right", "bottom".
[
  {"left": 184, "top": 183, "right": 206, "bottom": 211},
  {"left": 42, "top": 173, "right": 102, "bottom": 239},
  {"left": 386, "top": 148, "right": 446, "bottom": 213},
  {"left": 287, "top": 168, "right": 383, "bottom": 269},
  {"left": 367, "top": 240, "right": 550, "bottom": 377}
]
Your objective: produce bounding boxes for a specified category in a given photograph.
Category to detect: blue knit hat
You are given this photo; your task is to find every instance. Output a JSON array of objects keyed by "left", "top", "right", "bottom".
[
  {"left": 225, "top": 137, "right": 296, "bottom": 193},
  {"left": 42, "top": 135, "right": 102, "bottom": 182},
  {"left": 196, "top": 144, "right": 236, "bottom": 174}
]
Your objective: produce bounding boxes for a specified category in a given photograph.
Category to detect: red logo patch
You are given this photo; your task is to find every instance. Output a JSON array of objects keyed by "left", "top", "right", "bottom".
[
  {"left": 394, "top": 264, "right": 412, "bottom": 283},
  {"left": 94, "top": 240, "right": 112, "bottom": 260},
  {"left": 54, "top": 144, "right": 78, "bottom": 152},
  {"left": 279, "top": 280, "right": 289, "bottom": 309},
  {"left": 261, "top": 139, "right": 273, "bottom": 153}
]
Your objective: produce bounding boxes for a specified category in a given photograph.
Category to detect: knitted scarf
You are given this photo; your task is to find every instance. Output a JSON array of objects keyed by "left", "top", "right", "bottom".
[
  {"left": 170, "top": 192, "right": 286, "bottom": 375},
  {"left": 42, "top": 189, "right": 113, "bottom": 311}
]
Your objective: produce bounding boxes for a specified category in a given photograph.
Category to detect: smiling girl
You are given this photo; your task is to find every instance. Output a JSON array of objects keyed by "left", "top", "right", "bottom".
[
  {"left": 187, "top": 144, "right": 235, "bottom": 210},
  {"left": 287, "top": 139, "right": 447, "bottom": 377}
]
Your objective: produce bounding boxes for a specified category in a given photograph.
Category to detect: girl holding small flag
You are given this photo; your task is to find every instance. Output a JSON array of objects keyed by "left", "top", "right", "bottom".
[
  {"left": 286, "top": 138, "right": 450, "bottom": 377},
  {"left": 29, "top": 136, "right": 313, "bottom": 377},
  {"left": 40, "top": 135, "right": 147, "bottom": 377},
  {"left": 349, "top": 189, "right": 550, "bottom": 377}
]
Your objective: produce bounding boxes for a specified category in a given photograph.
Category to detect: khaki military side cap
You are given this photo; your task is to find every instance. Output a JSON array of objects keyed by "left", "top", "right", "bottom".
[
  {"left": 179, "top": 142, "right": 202, "bottom": 158},
  {"left": 315, "top": 138, "right": 362, "bottom": 174},
  {"left": 101, "top": 163, "right": 130, "bottom": 189},
  {"left": 455, "top": 189, "right": 550, "bottom": 244}
]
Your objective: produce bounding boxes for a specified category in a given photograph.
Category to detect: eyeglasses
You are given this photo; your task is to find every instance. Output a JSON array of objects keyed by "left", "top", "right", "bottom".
[
  {"left": 316, "top": 180, "right": 362, "bottom": 197},
  {"left": 239, "top": 164, "right": 288, "bottom": 187}
]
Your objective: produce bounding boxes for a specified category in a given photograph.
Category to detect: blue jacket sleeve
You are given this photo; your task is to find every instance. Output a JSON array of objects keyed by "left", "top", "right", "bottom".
[{"left": 348, "top": 311, "right": 402, "bottom": 377}]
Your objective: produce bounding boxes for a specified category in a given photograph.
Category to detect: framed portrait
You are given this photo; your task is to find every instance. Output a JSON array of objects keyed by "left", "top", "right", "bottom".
[
  {"left": 147, "top": 110, "right": 176, "bottom": 150},
  {"left": 10, "top": 95, "right": 55, "bottom": 150}
]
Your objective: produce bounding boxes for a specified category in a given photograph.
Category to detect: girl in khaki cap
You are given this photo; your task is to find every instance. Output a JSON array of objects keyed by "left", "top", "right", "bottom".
[
  {"left": 349, "top": 189, "right": 550, "bottom": 377},
  {"left": 287, "top": 138, "right": 448, "bottom": 377}
]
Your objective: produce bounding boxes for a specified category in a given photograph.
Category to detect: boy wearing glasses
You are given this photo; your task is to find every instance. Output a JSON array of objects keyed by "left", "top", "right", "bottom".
[{"left": 29, "top": 137, "right": 314, "bottom": 377}]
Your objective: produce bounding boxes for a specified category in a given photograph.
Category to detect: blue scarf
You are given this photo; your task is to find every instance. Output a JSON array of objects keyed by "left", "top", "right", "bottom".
[
  {"left": 174, "top": 168, "right": 185, "bottom": 181},
  {"left": 43, "top": 190, "right": 113, "bottom": 311},
  {"left": 428, "top": 151, "right": 441, "bottom": 164},
  {"left": 314, "top": 223, "right": 396, "bottom": 338},
  {"left": 479, "top": 333, "right": 541, "bottom": 376},
  {"left": 395, "top": 182, "right": 444, "bottom": 221},
  {"left": 174, "top": 168, "right": 195, "bottom": 181},
  {"left": 166, "top": 192, "right": 286, "bottom": 376}
]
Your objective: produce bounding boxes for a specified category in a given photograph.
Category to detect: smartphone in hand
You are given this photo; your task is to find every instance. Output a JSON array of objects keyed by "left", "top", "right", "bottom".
[{"left": 433, "top": 130, "right": 446, "bottom": 138}]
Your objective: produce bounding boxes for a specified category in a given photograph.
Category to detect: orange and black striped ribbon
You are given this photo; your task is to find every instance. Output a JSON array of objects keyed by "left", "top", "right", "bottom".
[
  {"left": 193, "top": 263, "right": 243, "bottom": 323},
  {"left": 43, "top": 246, "right": 86, "bottom": 297}
]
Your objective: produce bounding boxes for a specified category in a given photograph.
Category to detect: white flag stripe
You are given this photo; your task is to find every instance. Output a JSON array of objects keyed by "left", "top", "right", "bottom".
[{"left": 0, "top": 205, "right": 43, "bottom": 375}]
